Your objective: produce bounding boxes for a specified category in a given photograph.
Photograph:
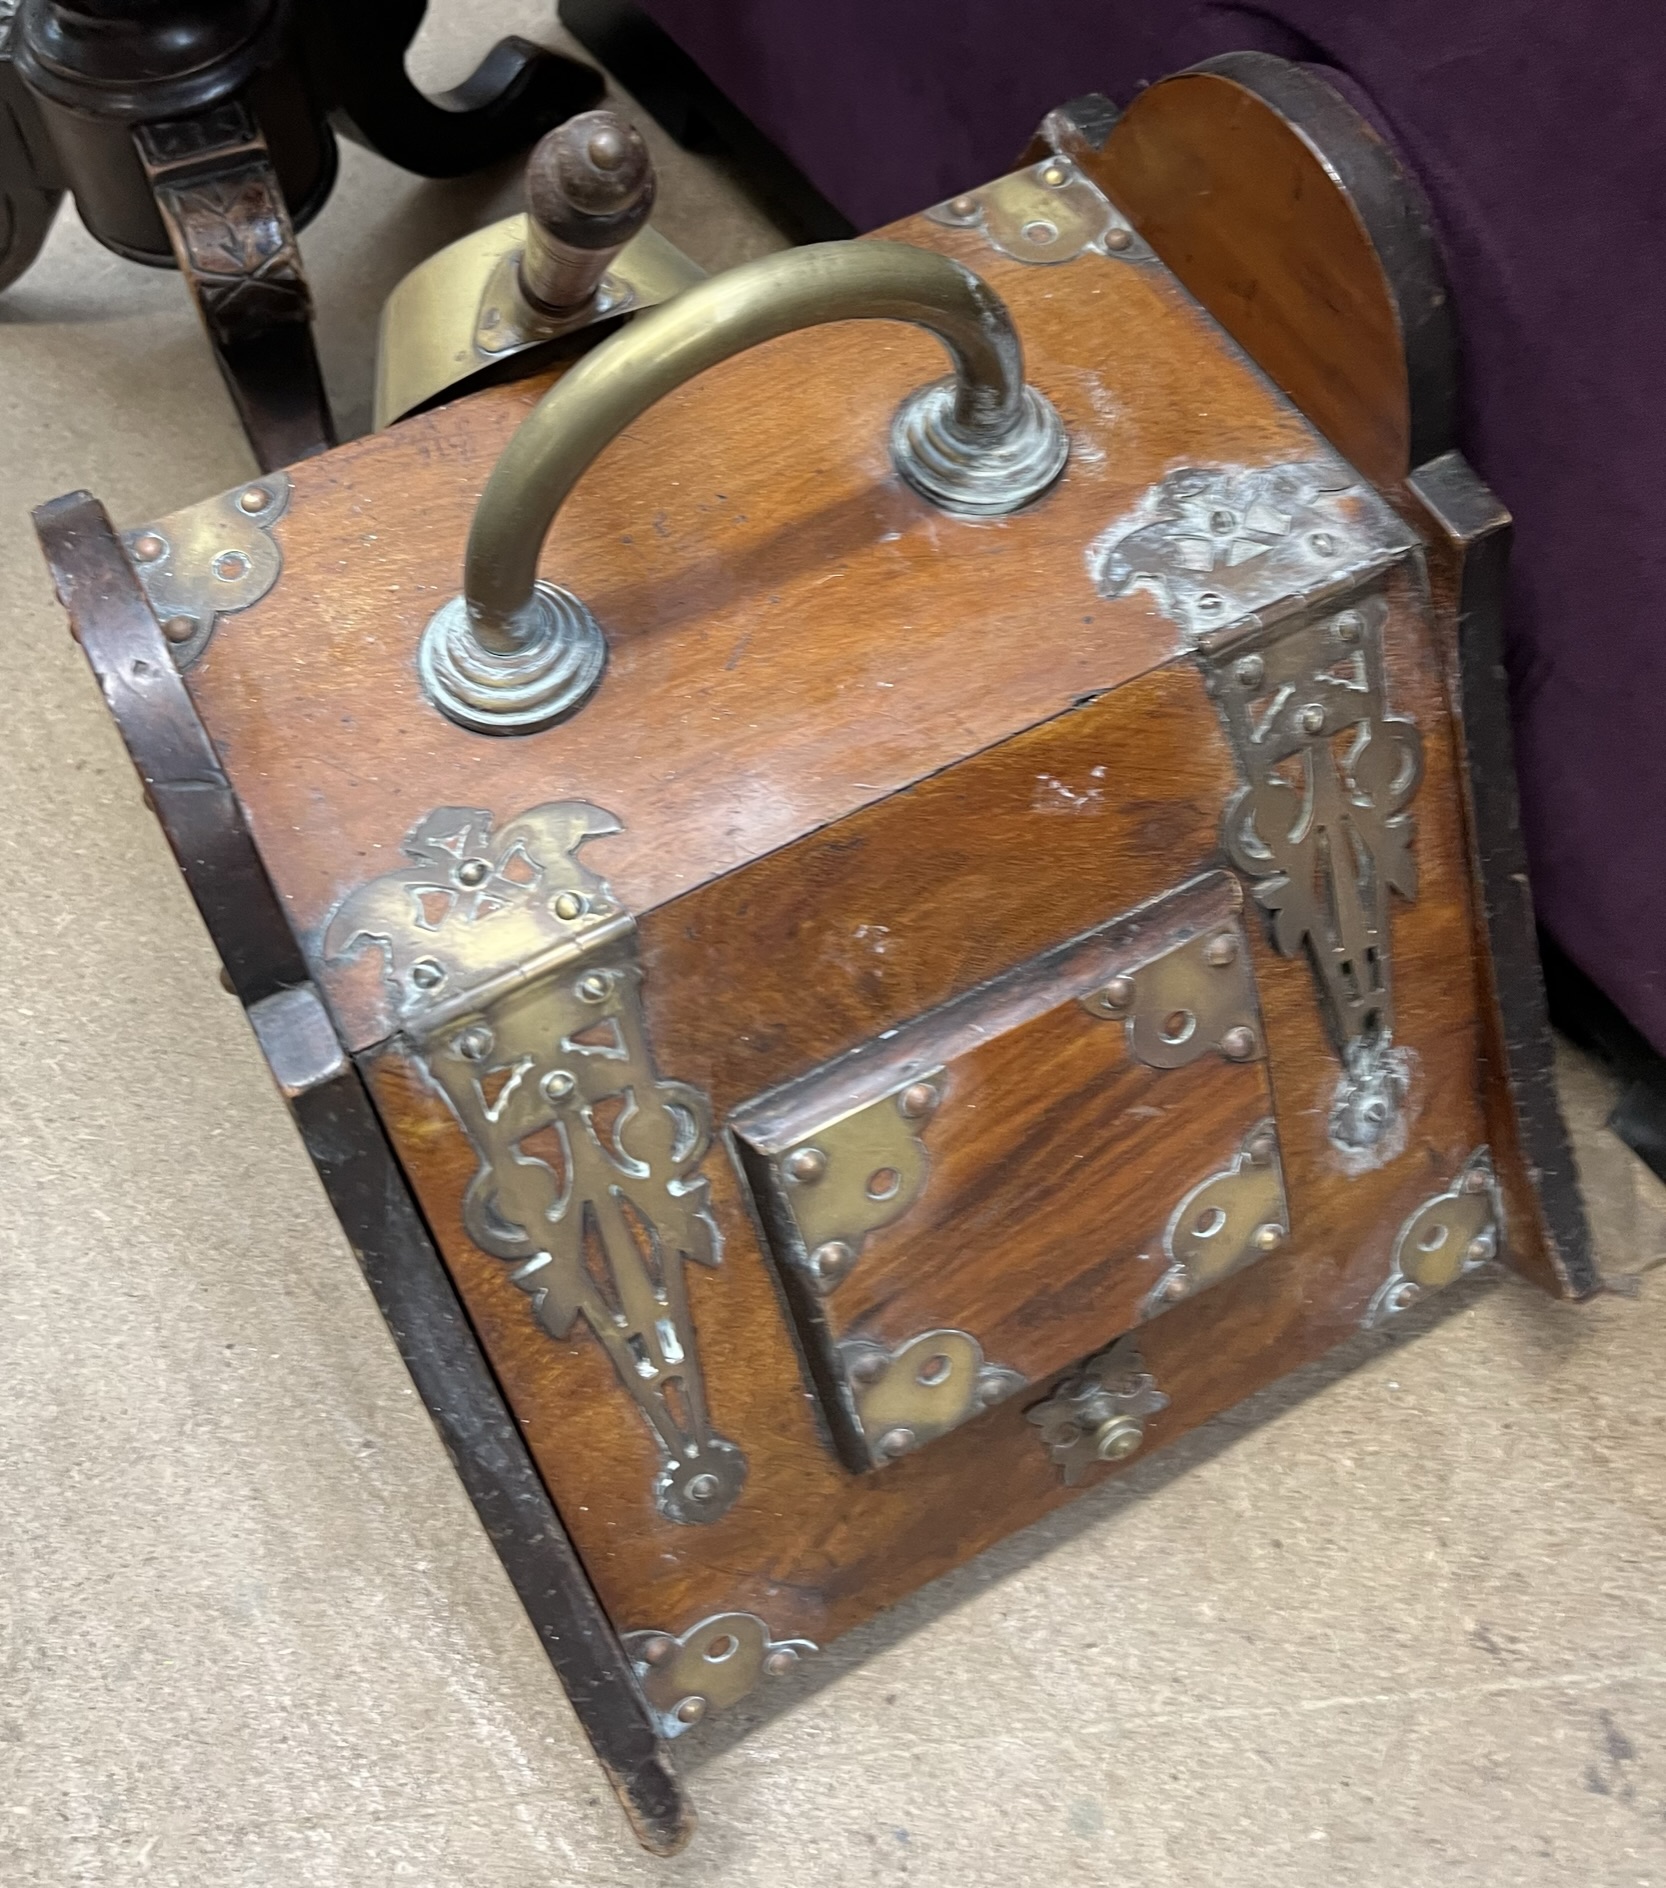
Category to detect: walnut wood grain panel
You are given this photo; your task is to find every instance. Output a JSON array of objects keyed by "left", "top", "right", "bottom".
[
  {"left": 763, "top": 1020, "right": 1270, "bottom": 1380},
  {"left": 182, "top": 207, "right": 1318, "bottom": 1050},
  {"left": 357, "top": 559, "right": 1493, "bottom": 1653},
  {"left": 730, "top": 873, "right": 1274, "bottom": 1407},
  {"left": 1087, "top": 68, "right": 1414, "bottom": 486}
]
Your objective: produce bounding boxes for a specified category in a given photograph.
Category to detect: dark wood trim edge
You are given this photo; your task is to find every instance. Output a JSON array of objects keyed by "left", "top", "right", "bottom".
[
  {"left": 1404, "top": 452, "right": 1597, "bottom": 1298},
  {"left": 1186, "top": 51, "right": 1458, "bottom": 473},
  {"left": 32, "top": 489, "right": 695, "bottom": 1855}
]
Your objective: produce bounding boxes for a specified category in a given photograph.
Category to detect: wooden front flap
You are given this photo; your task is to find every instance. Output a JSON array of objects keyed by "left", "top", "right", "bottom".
[{"left": 730, "top": 871, "right": 1277, "bottom": 1470}]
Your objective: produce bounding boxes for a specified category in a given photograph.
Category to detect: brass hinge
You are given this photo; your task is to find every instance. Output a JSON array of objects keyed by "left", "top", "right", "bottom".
[{"left": 324, "top": 801, "right": 745, "bottom": 1525}]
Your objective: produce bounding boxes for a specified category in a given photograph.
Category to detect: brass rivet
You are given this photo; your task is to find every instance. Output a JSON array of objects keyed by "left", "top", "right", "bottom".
[
  {"left": 1209, "top": 509, "right": 1236, "bottom": 533},
  {"left": 1196, "top": 592, "right": 1224, "bottom": 614},
  {"left": 1334, "top": 611, "right": 1362, "bottom": 644},
  {"left": 763, "top": 1647, "right": 799, "bottom": 1677},
  {"left": 1297, "top": 704, "right": 1326, "bottom": 734},
  {"left": 877, "top": 1427, "right": 916, "bottom": 1460},
  {"left": 849, "top": 1352, "right": 885, "bottom": 1387},
  {"left": 577, "top": 970, "right": 611, "bottom": 1002},
  {"left": 456, "top": 858, "right": 490, "bottom": 887},
  {"left": 1392, "top": 1281, "right": 1421, "bottom": 1310},
  {"left": 457, "top": 1026, "right": 492, "bottom": 1062},
  {"left": 132, "top": 532, "right": 166, "bottom": 562},
  {"left": 410, "top": 958, "right": 444, "bottom": 991},
  {"left": 1221, "top": 1025, "right": 1257, "bottom": 1060},
  {"left": 212, "top": 549, "right": 251, "bottom": 582},
  {"left": 1252, "top": 1222, "right": 1284, "bottom": 1252},
  {"left": 675, "top": 1695, "right": 708, "bottom": 1725},
  {"left": 237, "top": 486, "right": 268, "bottom": 513},
  {"left": 541, "top": 1069, "right": 575, "bottom": 1102},
  {"left": 1204, "top": 933, "right": 1238, "bottom": 968},
  {"left": 783, "top": 1146, "right": 826, "bottom": 1183},
  {"left": 1309, "top": 531, "right": 1337, "bottom": 556},
  {"left": 897, "top": 1081, "right": 938, "bottom": 1119},
  {"left": 553, "top": 890, "right": 585, "bottom": 920},
  {"left": 1466, "top": 1233, "right": 1495, "bottom": 1263},
  {"left": 638, "top": 1634, "right": 674, "bottom": 1665},
  {"left": 1104, "top": 226, "right": 1133, "bottom": 252},
  {"left": 1460, "top": 1169, "right": 1490, "bottom": 1195},
  {"left": 946, "top": 194, "right": 978, "bottom": 219},
  {"left": 808, "top": 1240, "right": 853, "bottom": 1288},
  {"left": 161, "top": 615, "right": 196, "bottom": 643},
  {"left": 1099, "top": 975, "right": 1135, "bottom": 1013},
  {"left": 1094, "top": 1416, "right": 1143, "bottom": 1461},
  {"left": 975, "top": 1374, "right": 1008, "bottom": 1406},
  {"left": 1022, "top": 218, "right": 1058, "bottom": 245},
  {"left": 1235, "top": 653, "right": 1264, "bottom": 687},
  {"left": 1161, "top": 1274, "right": 1189, "bottom": 1302},
  {"left": 1040, "top": 162, "right": 1067, "bottom": 186},
  {"left": 1246, "top": 1132, "right": 1277, "bottom": 1167},
  {"left": 685, "top": 1472, "right": 721, "bottom": 1503}
]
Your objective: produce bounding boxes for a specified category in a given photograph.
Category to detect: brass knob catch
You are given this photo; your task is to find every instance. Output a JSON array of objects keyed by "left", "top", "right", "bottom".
[{"left": 419, "top": 240, "right": 1070, "bottom": 735}]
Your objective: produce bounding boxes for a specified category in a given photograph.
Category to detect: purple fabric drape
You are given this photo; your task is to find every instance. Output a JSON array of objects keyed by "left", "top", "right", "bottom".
[{"left": 642, "top": 1, "right": 1666, "bottom": 1054}]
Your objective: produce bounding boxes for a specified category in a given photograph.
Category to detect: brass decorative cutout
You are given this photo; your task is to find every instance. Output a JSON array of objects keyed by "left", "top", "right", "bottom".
[
  {"left": 325, "top": 802, "right": 745, "bottom": 1524},
  {"left": 761, "top": 1072, "right": 939, "bottom": 1296},
  {"left": 1365, "top": 1150, "right": 1498, "bottom": 1328},
  {"left": 1080, "top": 918, "right": 1262, "bottom": 1068},
  {"left": 122, "top": 470, "right": 290, "bottom": 667},
  {"left": 1145, "top": 1120, "right": 1288, "bottom": 1316},
  {"left": 1208, "top": 594, "right": 1421, "bottom": 1099},
  {"left": 1026, "top": 1336, "right": 1169, "bottom": 1484},
  {"left": 925, "top": 157, "right": 1150, "bottom": 265},
  {"left": 623, "top": 1613, "right": 819, "bottom": 1738},
  {"left": 1094, "top": 463, "right": 1424, "bottom": 1156},
  {"left": 838, "top": 1328, "right": 1024, "bottom": 1467}
]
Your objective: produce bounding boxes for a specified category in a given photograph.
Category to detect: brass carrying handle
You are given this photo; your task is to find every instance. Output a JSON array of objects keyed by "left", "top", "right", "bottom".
[{"left": 420, "top": 239, "right": 1069, "bottom": 735}]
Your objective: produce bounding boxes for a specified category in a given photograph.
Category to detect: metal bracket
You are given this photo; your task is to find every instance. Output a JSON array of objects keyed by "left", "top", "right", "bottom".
[
  {"left": 374, "top": 216, "right": 705, "bottom": 428},
  {"left": 1093, "top": 461, "right": 1424, "bottom": 1154},
  {"left": 761, "top": 1071, "right": 940, "bottom": 1294},
  {"left": 1079, "top": 915, "right": 1263, "bottom": 1067},
  {"left": 927, "top": 156, "right": 1150, "bottom": 265},
  {"left": 324, "top": 801, "right": 745, "bottom": 1525},
  {"left": 624, "top": 1612, "right": 818, "bottom": 1738},
  {"left": 1365, "top": 1149, "right": 1499, "bottom": 1327},
  {"left": 838, "top": 1328, "right": 1023, "bottom": 1467},
  {"left": 1025, "top": 1335, "right": 1169, "bottom": 1485},
  {"left": 122, "top": 472, "right": 289, "bottom": 668},
  {"left": 1144, "top": 1119, "right": 1288, "bottom": 1315}
]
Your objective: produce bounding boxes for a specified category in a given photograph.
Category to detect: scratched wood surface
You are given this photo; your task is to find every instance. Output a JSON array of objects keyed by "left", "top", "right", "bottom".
[
  {"left": 181, "top": 204, "right": 1319, "bottom": 1052},
  {"left": 727, "top": 871, "right": 1275, "bottom": 1409},
  {"left": 361, "top": 558, "right": 1494, "bottom": 1650},
  {"left": 167, "top": 162, "right": 1511, "bottom": 1651}
]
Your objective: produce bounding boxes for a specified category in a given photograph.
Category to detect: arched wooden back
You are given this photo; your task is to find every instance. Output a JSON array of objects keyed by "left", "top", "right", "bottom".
[{"left": 1044, "top": 53, "right": 1455, "bottom": 486}]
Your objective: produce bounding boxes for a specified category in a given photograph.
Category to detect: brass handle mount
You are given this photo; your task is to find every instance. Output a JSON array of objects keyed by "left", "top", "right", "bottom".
[{"left": 419, "top": 240, "right": 1069, "bottom": 736}]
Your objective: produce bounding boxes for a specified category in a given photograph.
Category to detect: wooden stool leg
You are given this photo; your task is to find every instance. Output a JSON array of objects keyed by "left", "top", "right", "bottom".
[{"left": 135, "top": 104, "right": 335, "bottom": 472}]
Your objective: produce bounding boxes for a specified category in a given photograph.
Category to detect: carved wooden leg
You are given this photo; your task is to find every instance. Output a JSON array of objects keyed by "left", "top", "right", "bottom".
[
  {"left": 313, "top": 0, "right": 604, "bottom": 181},
  {"left": 135, "top": 102, "right": 334, "bottom": 471}
]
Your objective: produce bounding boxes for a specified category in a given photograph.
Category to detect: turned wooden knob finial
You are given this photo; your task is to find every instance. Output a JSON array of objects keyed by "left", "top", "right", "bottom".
[{"left": 519, "top": 109, "right": 656, "bottom": 316}]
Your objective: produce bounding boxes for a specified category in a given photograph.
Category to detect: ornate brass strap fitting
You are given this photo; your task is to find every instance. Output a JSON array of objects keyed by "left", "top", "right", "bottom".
[
  {"left": 324, "top": 801, "right": 745, "bottom": 1525},
  {"left": 419, "top": 240, "right": 1069, "bottom": 735}
]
